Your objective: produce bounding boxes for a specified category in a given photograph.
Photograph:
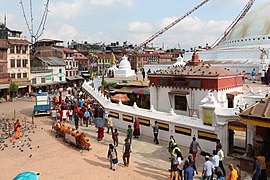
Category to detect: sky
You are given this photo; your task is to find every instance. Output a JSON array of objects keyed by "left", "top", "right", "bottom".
[{"left": 0, "top": 0, "right": 266, "bottom": 49}]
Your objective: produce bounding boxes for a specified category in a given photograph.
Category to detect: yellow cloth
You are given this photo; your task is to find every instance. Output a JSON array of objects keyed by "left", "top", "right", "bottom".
[
  {"left": 227, "top": 168, "right": 238, "bottom": 180},
  {"left": 15, "top": 127, "right": 20, "bottom": 138},
  {"left": 257, "top": 156, "right": 266, "bottom": 169}
]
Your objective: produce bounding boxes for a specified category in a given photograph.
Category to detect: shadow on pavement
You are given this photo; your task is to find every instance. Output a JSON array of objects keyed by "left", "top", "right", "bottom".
[{"left": 83, "top": 158, "right": 108, "bottom": 169}]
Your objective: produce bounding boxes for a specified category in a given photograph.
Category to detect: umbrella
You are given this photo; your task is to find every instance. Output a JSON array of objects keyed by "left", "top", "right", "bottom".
[
  {"left": 67, "top": 87, "right": 72, "bottom": 91},
  {"left": 14, "top": 172, "right": 40, "bottom": 180},
  {"left": 111, "top": 94, "right": 130, "bottom": 102},
  {"left": 132, "top": 88, "right": 150, "bottom": 95},
  {"left": 94, "top": 117, "right": 107, "bottom": 128},
  {"left": 59, "top": 88, "right": 63, "bottom": 92}
]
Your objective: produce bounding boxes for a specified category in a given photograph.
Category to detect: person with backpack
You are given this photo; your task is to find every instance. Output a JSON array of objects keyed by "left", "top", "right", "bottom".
[
  {"left": 122, "top": 138, "right": 132, "bottom": 167},
  {"left": 112, "top": 129, "right": 119, "bottom": 147},
  {"left": 189, "top": 137, "right": 202, "bottom": 163},
  {"left": 107, "top": 144, "right": 118, "bottom": 171}
]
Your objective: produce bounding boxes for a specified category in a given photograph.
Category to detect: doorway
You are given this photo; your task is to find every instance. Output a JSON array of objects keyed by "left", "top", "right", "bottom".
[{"left": 228, "top": 121, "right": 247, "bottom": 155}]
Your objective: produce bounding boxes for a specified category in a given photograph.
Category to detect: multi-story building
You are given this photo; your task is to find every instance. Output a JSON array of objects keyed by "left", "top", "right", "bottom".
[
  {"left": 7, "top": 28, "right": 31, "bottom": 95},
  {"left": 33, "top": 39, "right": 83, "bottom": 87},
  {"left": 96, "top": 54, "right": 113, "bottom": 76},
  {"left": 53, "top": 46, "right": 83, "bottom": 86},
  {"left": 30, "top": 57, "right": 66, "bottom": 92},
  {"left": 0, "top": 26, "right": 10, "bottom": 99}
]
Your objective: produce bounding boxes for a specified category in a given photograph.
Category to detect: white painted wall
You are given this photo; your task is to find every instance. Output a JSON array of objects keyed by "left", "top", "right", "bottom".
[
  {"left": 150, "top": 85, "right": 243, "bottom": 116},
  {"left": 82, "top": 82, "right": 225, "bottom": 155}
]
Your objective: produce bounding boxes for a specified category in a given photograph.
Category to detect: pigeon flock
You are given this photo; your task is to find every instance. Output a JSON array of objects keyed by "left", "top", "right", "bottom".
[{"left": 0, "top": 119, "right": 40, "bottom": 158}]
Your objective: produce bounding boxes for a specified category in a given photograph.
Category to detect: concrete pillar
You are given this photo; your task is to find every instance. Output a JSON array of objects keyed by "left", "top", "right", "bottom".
[{"left": 246, "top": 124, "right": 255, "bottom": 145}]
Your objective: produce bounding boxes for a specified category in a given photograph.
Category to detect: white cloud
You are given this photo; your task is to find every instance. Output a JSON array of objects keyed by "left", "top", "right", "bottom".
[
  {"left": 90, "top": 0, "right": 135, "bottom": 7},
  {"left": 49, "top": 0, "right": 84, "bottom": 20},
  {"left": 42, "top": 24, "right": 78, "bottom": 41},
  {"left": 128, "top": 21, "right": 152, "bottom": 33},
  {"left": 125, "top": 16, "right": 231, "bottom": 49}
]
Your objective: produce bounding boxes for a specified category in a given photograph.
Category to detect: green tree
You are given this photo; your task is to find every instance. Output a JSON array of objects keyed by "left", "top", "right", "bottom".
[{"left": 10, "top": 82, "right": 18, "bottom": 98}]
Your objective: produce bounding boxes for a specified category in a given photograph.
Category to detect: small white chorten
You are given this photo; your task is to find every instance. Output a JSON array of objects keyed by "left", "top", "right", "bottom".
[{"left": 114, "top": 55, "right": 135, "bottom": 77}]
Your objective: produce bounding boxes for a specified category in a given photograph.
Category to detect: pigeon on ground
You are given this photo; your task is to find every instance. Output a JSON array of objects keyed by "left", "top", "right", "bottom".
[{"left": 29, "top": 154, "right": 32, "bottom": 158}]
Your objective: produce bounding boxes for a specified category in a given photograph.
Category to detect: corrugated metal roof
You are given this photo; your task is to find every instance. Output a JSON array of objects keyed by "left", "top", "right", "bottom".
[{"left": 36, "top": 57, "right": 66, "bottom": 66}]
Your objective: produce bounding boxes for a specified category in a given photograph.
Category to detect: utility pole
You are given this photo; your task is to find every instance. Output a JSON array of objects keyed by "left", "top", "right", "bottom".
[{"left": 101, "top": 46, "right": 106, "bottom": 94}]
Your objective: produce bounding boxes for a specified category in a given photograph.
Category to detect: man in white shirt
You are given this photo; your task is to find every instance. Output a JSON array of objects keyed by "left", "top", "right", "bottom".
[
  {"left": 211, "top": 150, "right": 219, "bottom": 169},
  {"left": 217, "top": 147, "right": 226, "bottom": 176},
  {"left": 202, "top": 156, "right": 214, "bottom": 180}
]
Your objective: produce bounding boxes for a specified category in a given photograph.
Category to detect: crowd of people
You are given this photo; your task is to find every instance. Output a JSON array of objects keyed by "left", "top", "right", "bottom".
[{"left": 45, "top": 86, "right": 269, "bottom": 179}]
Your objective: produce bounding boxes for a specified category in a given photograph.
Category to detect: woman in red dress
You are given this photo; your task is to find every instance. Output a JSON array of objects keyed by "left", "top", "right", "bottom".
[
  {"left": 133, "top": 117, "right": 140, "bottom": 138},
  {"left": 97, "top": 127, "right": 104, "bottom": 141}
]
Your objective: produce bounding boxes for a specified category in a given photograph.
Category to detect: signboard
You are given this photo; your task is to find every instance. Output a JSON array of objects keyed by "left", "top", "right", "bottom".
[
  {"left": 203, "top": 108, "right": 212, "bottom": 126},
  {"left": 45, "top": 76, "right": 51, "bottom": 81},
  {"left": 198, "top": 131, "right": 217, "bottom": 142},
  {"left": 175, "top": 126, "right": 192, "bottom": 136},
  {"left": 138, "top": 118, "right": 150, "bottom": 127},
  {"left": 157, "top": 122, "right": 169, "bottom": 131},
  {"left": 109, "top": 111, "right": 119, "bottom": 119},
  {"left": 122, "top": 114, "right": 133, "bottom": 122}
]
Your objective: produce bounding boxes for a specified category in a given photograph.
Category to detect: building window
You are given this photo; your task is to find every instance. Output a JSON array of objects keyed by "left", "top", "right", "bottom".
[
  {"left": 59, "top": 69, "right": 62, "bottom": 73},
  {"left": 11, "top": 73, "right": 15, "bottom": 79},
  {"left": 69, "top": 71, "right": 72, "bottom": 77},
  {"left": 22, "top": 59, "right": 27, "bottom": 67},
  {"left": 41, "top": 77, "right": 45, "bottom": 83},
  {"left": 59, "top": 77, "right": 62, "bottom": 81},
  {"left": 0, "top": 65, "right": 3, "bottom": 72},
  {"left": 10, "top": 46, "right": 15, "bottom": 53},
  {"left": 17, "top": 46, "right": 21, "bottom": 54},
  {"left": 21, "top": 46, "right": 26, "bottom": 54},
  {"left": 32, "top": 78, "right": 36, "bottom": 84},
  {"left": 10, "top": 59, "right": 15, "bottom": 68},
  {"left": 17, "top": 73, "right": 21, "bottom": 79},
  {"left": 66, "top": 71, "right": 68, "bottom": 76},
  {"left": 175, "top": 95, "right": 187, "bottom": 111},
  {"left": 17, "top": 59, "right": 21, "bottom": 67},
  {"left": 227, "top": 95, "right": 234, "bottom": 108},
  {"left": 0, "top": 51, "right": 3, "bottom": 59},
  {"left": 52, "top": 77, "right": 54, "bottom": 81},
  {"left": 23, "top": 73, "right": 27, "bottom": 78}
]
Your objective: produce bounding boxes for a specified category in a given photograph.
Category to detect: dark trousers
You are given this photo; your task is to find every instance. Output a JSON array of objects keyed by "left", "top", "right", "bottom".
[
  {"left": 123, "top": 154, "right": 130, "bottom": 166},
  {"left": 107, "top": 126, "right": 113, "bottom": 133},
  {"left": 84, "top": 117, "right": 89, "bottom": 127},
  {"left": 153, "top": 133, "right": 159, "bottom": 144},
  {"left": 219, "top": 161, "right": 226, "bottom": 176},
  {"left": 75, "top": 121, "right": 79, "bottom": 130},
  {"left": 260, "top": 169, "right": 267, "bottom": 180}
]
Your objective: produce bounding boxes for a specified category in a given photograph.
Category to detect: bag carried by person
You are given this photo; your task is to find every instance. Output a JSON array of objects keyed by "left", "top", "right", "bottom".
[{"left": 111, "top": 149, "right": 117, "bottom": 159}]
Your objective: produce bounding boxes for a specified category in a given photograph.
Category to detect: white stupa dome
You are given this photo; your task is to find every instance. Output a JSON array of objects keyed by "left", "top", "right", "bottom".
[
  {"left": 226, "top": 2, "right": 270, "bottom": 43},
  {"left": 119, "top": 55, "right": 131, "bottom": 70},
  {"left": 173, "top": 56, "right": 186, "bottom": 66}
]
